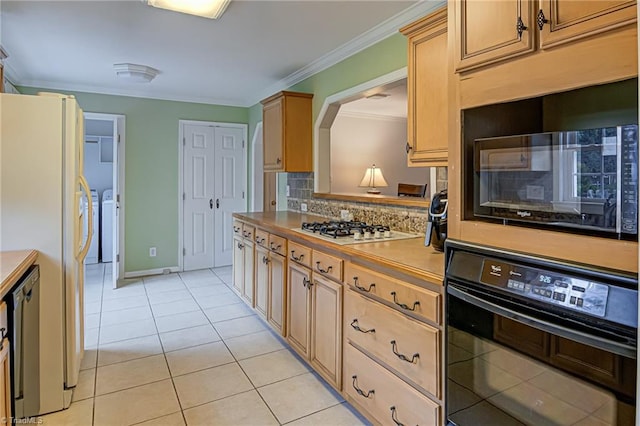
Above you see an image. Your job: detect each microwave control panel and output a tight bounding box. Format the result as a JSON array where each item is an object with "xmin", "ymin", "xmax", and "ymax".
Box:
[{"xmin": 480, "ymin": 260, "xmax": 609, "ymax": 317}]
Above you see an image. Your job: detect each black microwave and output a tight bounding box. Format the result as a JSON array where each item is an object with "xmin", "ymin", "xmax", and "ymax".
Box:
[{"xmin": 473, "ymin": 125, "xmax": 638, "ymax": 238}]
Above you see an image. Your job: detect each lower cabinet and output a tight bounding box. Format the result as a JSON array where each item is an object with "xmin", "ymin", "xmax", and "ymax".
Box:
[
  {"xmin": 267, "ymin": 252, "xmax": 286, "ymax": 336},
  {"xmin": 0, "ymin": 302, "xmax": 10, "ymax": 422},
  {"xmin": 287, "ymin": 259, "xmax": 343, "ymax": 390},
  {"xmin": 309, "ymin": 274, "xmax": 342, "ymax": 389},
  {"xmin": 254, "ymin": 245, "xmax": 269, "ymax": 319},
  {"xmin": 344, "ymin": 343, "xmax": 440, "ymax": 426},
  {"xmin": 287, "ymin": 262, "xmax": 311, "ymax": 357},
  {"xmin": 241, "ymin": 239, "xmax": 254, "ymax": 305},
  {"xmin": 232, "ymin": 222, "xmax": 255, "ymax": 304},
  {"xmin": 232, "ymin": 235, "xmax": 245, "ymax": 296}
]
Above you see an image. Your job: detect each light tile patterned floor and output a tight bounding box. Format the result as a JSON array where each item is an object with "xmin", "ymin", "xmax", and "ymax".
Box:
[{"xmin": 40, "ymin": 263, "xmax": 369, "ymax": 426}]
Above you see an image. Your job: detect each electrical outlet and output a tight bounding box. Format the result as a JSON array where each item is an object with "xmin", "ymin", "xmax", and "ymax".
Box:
[
  {"xmin": 149, "ymin": 247, "xmax": 157, "ymax": 257},
  {"xmin": 340, "ymin": 210, "xmax": 350, "ymax": 220},
  {"xmin": 286, "ymin": 185, "xmax": 290, "ymax": 197},
  {"xmin": 300, "ymin": 203, "xmax": 308, "ymax": 212}
]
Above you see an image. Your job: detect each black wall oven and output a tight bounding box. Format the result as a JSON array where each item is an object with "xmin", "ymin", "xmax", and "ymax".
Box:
[{"xmin": 445, "ymin": 240, "xmax": 637, "ymax": 425}]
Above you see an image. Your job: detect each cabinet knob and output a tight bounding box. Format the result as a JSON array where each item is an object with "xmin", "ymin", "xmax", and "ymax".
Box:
[
  {"xmin": 276, "ymin": 157, "xmax": 282, "ymax": 164},
  {"xmin": 537, "ymin": 9, "xmax": 548, "ymax": 30},
  {"xmin": 271, "ymin": 200, "xmax": 276, "ymax": 206},
  {"xmin": 516, "ymin": 16, "xmax": 528, "ymax": 38},
  {"xmin": 405, "ymin": 142, "xmax": 411, "ymax": 154}
]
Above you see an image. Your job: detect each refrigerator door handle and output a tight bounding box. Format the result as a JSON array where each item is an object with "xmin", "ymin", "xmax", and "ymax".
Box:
[{"xmin": 76, "ymin": 175, "xmax": 93, "ymax": 261}]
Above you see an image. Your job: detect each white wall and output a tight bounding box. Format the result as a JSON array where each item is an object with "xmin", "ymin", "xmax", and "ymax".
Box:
[{"xmin": 330, "ymin": 113, "xmax": 429, "ymax": 196}]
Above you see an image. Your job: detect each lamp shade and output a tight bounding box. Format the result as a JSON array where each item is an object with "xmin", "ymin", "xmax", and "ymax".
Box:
[{"xmin": 358, "ymin": 164, "xmax": 388, "ymax": 194}]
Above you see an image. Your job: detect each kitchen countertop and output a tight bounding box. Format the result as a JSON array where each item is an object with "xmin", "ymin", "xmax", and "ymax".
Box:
[
  {"xmin": 234, "ymin": 212, "xmax": 444, "ymax": 284},
  {"xmin": 0, "ymin": 250, "xmax": 38, "ymax": 298}
]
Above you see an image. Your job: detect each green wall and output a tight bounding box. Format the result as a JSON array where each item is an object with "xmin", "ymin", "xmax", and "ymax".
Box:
[
  {"xmin": 19, "ymin": 31, "xmax": 407, "ymax": 274},
  {"xmin": 19, "ymin": 87, "xmax": 247, "ymax": 273}
]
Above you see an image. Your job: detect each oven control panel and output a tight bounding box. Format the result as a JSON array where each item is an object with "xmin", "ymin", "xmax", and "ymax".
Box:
[{"xmin": 481, "ymin": 260, "xmax": 609, "ymax": 317}]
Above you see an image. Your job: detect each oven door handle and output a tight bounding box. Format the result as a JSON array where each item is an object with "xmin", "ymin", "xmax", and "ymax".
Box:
[{"xmin": 447, "ymin": 284, "xmax": 636, "ymax": 359}]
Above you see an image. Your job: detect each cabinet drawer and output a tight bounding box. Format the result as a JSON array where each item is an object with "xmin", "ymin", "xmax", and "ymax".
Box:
[
  {"xmin": 232, "ymin": 220, "xmax": 243, "ymax": 236},
  {"xmin": 344, "ymin": 343, "xmax": 440, "ymax": 426},
  {"xmin": 312, "ymin": 250, "xmax": 343, "ymax": 282},
  {"xmin": 345, "ymin": 263, "xmax": 441, "ymax": 325},
  {"xmin": 242, "ymin": 224, "xmax": 255, "ymax": 241},
  {"xmin": 268, "ymin": 234, "xmax": 287, "ymax": 257},
  {"xmin": 288, "ymin": 241, "xmax": 312, "ymax": 269},
  {"xmin": 254, "ymin": 229, "xmax": 269, "ymax": 248},
  {"xmin": 345, "ymin": 288, "xmax": 440, "ymax": 398}
]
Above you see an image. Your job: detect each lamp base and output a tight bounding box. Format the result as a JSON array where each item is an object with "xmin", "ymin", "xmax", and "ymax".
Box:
[{"xmin": 366, "ymin": 189, "xmax": 381, "ymax": 194}]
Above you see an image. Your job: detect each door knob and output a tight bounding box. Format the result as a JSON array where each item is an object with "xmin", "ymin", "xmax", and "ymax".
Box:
[
  {"xmin": 209, "ymin": 199, "xmax": 213, "ymax": 209},
  {"xmin": 216, "ymin": 199, "xmax": 220, "ymax": 209}
]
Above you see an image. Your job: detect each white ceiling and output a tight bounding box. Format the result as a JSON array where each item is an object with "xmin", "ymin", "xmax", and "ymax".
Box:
[{"xmin": 0, "ymin": 0, "xmax": 442, "ymax": 107}]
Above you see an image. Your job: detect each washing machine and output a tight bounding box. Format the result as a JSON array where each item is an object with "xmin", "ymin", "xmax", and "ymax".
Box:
[
  {"xmin": 102, "ymin": 189, "xmax": 113, "ymax": 263},
  {"xmin": 83, "ymin": 189, "xmax": 99, "ymax": 264}
]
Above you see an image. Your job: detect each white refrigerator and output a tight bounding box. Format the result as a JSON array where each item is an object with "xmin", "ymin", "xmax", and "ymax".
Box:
[{"xmin": 0, "ymin": 92, "xmax": 92, "ymax": 415}]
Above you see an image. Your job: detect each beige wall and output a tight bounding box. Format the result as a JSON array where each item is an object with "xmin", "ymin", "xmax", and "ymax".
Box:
[{"xmin": 330, "ymin": 113, "xmax": 429, "ymax": 196}]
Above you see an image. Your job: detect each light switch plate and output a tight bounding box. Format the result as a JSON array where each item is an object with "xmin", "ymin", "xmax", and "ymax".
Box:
[{"xmin": 300, "ymin": 203, "xmax": 308, "ymax": 212}]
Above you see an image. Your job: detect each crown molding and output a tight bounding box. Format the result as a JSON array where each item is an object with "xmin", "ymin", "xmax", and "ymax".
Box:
[
  {"xmin": 338, "ymin": 111, "xmax": 406, "ymax": 122},
  {"xmin": 252, "ymin": 0, "xmax": 445, "ymax": 105},
  {"xmin": 13, "ymin": 78, "xmax": 247, "ymax": 107}
]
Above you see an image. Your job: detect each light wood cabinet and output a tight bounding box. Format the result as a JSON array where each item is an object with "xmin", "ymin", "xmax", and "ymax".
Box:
[
  {"xmin": 254, "ymin": 245, "xmax": 269, "ymax": 319},
  {"xmin": 538, "ymin": 1, "xmax": 637, "ymax": 49},
  {"xmin": 287, "ymin": 244, "xmax": 344, "ymax": 390},
  {"xmin": 454, "ymin": 0, "xmax": 636, "ymax": 73},
  {"xmin": 287, "ymin": 261, "xmax": 311, "ymax": 357},
  {"xmin": 261, "ymin": 91, "xmax": 313, "ymax": 172},
  {"xmin": 263, "ymin": 172, "xmax": 277, "ymax": 212},
  {"xmin": 268, "ymin": 252, "xmax": 286, "ymax": 336},
  {"xmin": 344, "ymin": 343, "xmax": 440, "ymax": 426},
  {"xmin": 400, "ymin": 8, "xmax": 449, "ymax": 166},
  {"xmin": 310, "ymin": 274, "xmax": 342, "ymax": 389},
  {"xmin": 232, "ymin": 223, "xmax": 255, "ymax": 305},
  {"xmin": 0, "ymin": 338, "xmax": 10, "ymax": 423}
]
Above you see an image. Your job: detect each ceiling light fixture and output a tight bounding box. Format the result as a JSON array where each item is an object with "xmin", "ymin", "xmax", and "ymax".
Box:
[
  {"xmin": 113, "ymin": 63, "xmax": 159, "ymax": 83},
  {"xmin": 145, "ymin": 0, "xmax": 231, "ymax": 19},
  {"xmin": 366, "ymin": 93, "xmax": 390, "ymax": 100}
]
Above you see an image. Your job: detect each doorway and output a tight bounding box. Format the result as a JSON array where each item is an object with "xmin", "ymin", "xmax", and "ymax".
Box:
[
  {"xmin": 179, "ymin": 120, "xmax": 247, "ymax": 271},
  {"xmin": 83, "ymin": 112, "xmax": 125, "ymax": 289}
]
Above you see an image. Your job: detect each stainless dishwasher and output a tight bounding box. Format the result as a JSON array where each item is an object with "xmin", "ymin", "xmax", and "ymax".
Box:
[{"xmin": 10, "ymin": 265, "xmax": 40, "ymax": 418}]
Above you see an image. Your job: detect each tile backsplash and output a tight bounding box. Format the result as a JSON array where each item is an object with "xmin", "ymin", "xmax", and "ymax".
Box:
[{"xmin": 286, "ymin": 172, "xmax": 435, "ymax": 234}]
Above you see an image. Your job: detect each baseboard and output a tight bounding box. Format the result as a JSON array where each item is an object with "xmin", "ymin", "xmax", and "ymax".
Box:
[{"xmin": 124, "ymin": 266, "xmax": 180, "ymax": 279}]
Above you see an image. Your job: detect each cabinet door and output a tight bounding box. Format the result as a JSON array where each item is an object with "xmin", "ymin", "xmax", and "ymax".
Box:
[
  {"xmin": 232, "ymin": 236, "xmax": 244, "ymax": 295},
  {"xmin": 268, "ymin": 253, "xmax": 286, "ymax": 336},
  {"xmin": 287, "ymin": 262, "xmax": 311, "ymax": 357},
  {"xmin": 242, "ymin": 240, "xmax": 254, "ymax": 305},
  {"xmin": 255, "ymin": 245, "xmax": 269, "ymax": 319},
  {"xmin": 539, "ymin": 0, "xmax": 637, "ymax": 49},
  {"xmin": 0, "ymin": 339, "xmax": 10, "ymax": 422},
  {"xmin": 263, "ymin": 97, "xmax": 284, "ymax": 171},
  {"xmin": 403, "ymin": 8, "xmax": 449, "ymax": 166},
  {"xmin": 310, "ymin": 274, "xmax": 342, "ymax": 390},
  {"xmin": 454, "ymin": 0, "xmax": 536, "ymax": 72},
  {"xmin": 263, "ymin": 172, "xmax": 277, "ymax": 212}
]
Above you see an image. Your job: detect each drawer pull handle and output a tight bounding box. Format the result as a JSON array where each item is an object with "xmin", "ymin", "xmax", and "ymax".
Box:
[
  {"xmin": 350, "ymin": 319, "xmax": 375, "ymax": 334},
  {"xmin": 390, "ymin": 406, "xmax": 414, "ymax": 426},
  {"xmin": 291, "ymin": 251, "xmax": 304, "ymax": 262},
  {"xmin": 390, "ymin": 292, "xmax": 419, "ymax": 311},
  {"xmin": 351, "ymin": 375, "xmax": 374, "ymax": 398},
  {"xmin": 0, "ymin": 328, "xmax": 5, "ymax": 340},
  {"xmin": 353, "ymin": 277, "xmax": 375, "ymax": 293},
  {"xmin": 316, "ymin": 262, "xmax": 333, "ymax": 274},
  {"xmin": 256, "ymin": 237, "xmax": 265, "ymax": 244},
  {"xmin": 242, "ymin": 231, "xmax": 250, "ymax": 238},
  {"xmin": 262, "ymin": 256, "xmax": 269, "ymax": 265},
  {"xmin": 302, "ymin": 277, "xmax": 312, "ymax": 288},
  {"xmin": 270, "ymin": 243, "xmax": 282, "ymax": 252},
  {"xmin": 390, "ymin": 340, "xmax": 419, "ymax": 364},
  {"xmin": 233, "ymin": 226, "xmax": 241, "ymax": 233}
]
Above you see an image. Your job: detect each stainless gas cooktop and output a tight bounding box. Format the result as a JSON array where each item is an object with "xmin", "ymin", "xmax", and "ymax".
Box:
[{"xmin": 292, "ymin": 220, "xmax": 421, "ymax": 245}]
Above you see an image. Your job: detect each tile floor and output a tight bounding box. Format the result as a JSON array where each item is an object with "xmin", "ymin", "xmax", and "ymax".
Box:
[{"xmin": 40, "ymin": 263, "xmax": 369, "ymax": 426}]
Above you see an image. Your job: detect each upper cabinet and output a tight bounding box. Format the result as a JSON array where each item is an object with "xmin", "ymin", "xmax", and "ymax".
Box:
[
  {"xmin": 401, "ymin": 8, "xmax": 449, "ymax": 167},
  {"xmin": 454, "ymin": 0, "xmax": 637, "ymax": 73},
  {"xmin": 261, "ymin": 91, "xmax": 313, "ymax": 172}
]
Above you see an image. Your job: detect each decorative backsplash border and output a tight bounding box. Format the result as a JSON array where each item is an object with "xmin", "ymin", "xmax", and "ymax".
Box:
[{"xmin": 286, "ymin": 172, "xmax": 436, "ymax": 234}]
